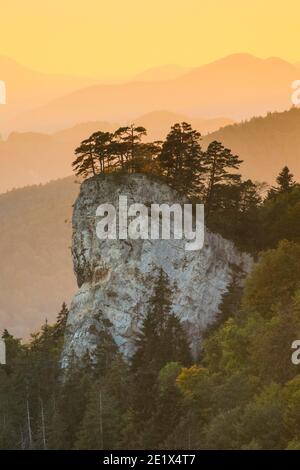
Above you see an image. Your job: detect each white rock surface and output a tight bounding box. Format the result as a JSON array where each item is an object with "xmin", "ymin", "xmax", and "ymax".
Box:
[{"xmin": 61, "ymin": 173, "xmax": 252, "ymax": 366}]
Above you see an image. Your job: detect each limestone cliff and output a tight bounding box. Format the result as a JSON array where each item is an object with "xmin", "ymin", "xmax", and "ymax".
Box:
[{"xmin": 61, "ymin": 173, "xmax": 252, "ymax": 366}]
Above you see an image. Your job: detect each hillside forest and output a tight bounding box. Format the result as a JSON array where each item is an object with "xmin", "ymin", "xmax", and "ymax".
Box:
[{"xmin": 1, "ymin": 122, "xmax": 300, "ymax": 449}]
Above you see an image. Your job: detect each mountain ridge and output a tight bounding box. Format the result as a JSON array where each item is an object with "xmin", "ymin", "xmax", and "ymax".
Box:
[{"xmin": 4, "ymin": 53, "xmax": 298, "ymax": 133}]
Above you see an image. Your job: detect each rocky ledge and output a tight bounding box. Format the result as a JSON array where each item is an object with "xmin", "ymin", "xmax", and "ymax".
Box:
[{"xmin": 61, "ymin": 173, "xmax": 252, "ymax": 366}]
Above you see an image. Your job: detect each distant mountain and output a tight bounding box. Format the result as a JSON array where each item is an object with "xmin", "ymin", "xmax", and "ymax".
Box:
[
  {"xmin": 54, "ymin": 121, "xmax": 117, "ymax": 147},
  {"xmin": 133, "ymin": 64, "xmax": 191, "ymax": 81},
  {"xmin": 0, "ymin": 113, "xmax": 230, "ymax": 193},
  {"xmin": 0, "ymin": 177, "xmax": 78, "ymax": 338},
  {"xmin": 135, "ymin": 111, "xmax": 234, "ymax": 140},
  {"xmin": 1, "ymin": 107, "xmax": 300, "ymax": 194},
  {"xmin": 0, "ymin": 56, "xmax": 95, "ymax": 135},
  {"xmin": 202, "ymin": 107, "xmax": 300, "ymax": 183},
  {"xmin": 0, "ymin": 120, "xmax": 118, "ymax": 193},
  {"xmin": 9, "ymin": 54, "xmax": 298, "ymax": 133},
  {"xmin": 0, "ymin": 131, "xmax": 66, "ymax": 192}
]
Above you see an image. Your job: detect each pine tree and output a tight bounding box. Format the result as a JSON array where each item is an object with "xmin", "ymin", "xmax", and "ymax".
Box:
[
  {"xmin": 72, "ymin": 137, "xmax": 98, "ymax": 177},
  {"xmin": 268, "ymin": 166, "xmax": 296, "ymax": 198},
  {"xmin": 47, "ymin": 404, "xmax": 69, "ymax": 449},
  {"xmin": 91, "ymin": 314, "xmax": 119, "ymax": 378},
  {"xmin": 203, "ymin": 140, "xmax": 243, "ymax": 216},
  {"xmin": 55, "ymin": 352, "xmax": 92, "ymax": 449},
  {"xmin": 113, "ymin": 125, "xmax": 147, "ymax": 171},
  {"xmin": 131, "ymin": 269, "xmax": 191, "ymax": 438},
  {"xmin": 145, "ymin": 362, "xmax": 183, "ymax": 448},
  {"xmin": 159, "ymin": 122, "xmax": 204, "ymax": 197},
  {"xmin": 53, "ymin": 302, "xmax": 69, "ymax": 340},
  {"xmin": 92, "ymin": 131, "xmax": 114, "ymax": 173},
  {"xmin": 73, "ymin": 132, "xmax": 115, "ymax": 177},
  {"xmin": 276, "ymin": 166, "xmax": 295, "ymax": 192},
  {"xmin": 131, "ymin": 268, "xmax": 173, "ymax": 373},
  {"xmin": 74, "ymin": 380, "xmax": 122, "ymax": 450},
  {"xmin": 132, "ymin": 268, "xmax": 191, "ymax": 372},
  {"xmin": 163, "ymin": 314, "xmax": 192, "ymax": 366},
  {"xmin": 237, "ymin": 179, "xmax": 262, "ymax": 212}
]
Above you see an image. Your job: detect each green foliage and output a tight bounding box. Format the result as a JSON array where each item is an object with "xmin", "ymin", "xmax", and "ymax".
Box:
[
  {"xmin": 158, "ymin": 122, "xmax": 204, "ymax": 197},
  {"xmin": 2, "ymin": 239, "xmax": 300, "ymax": 449},
  {"xmin": 132, "ymin": 269, "xmax": 191, "ymax": 375},
  {"xmin": 130, "ymin": 269, "xmax": 192, "ymax": 447},
  {"xmin": 268, "ymin": 166, "xmax": 295, "ymax": 199},
  {"xmin": 5, "ymin": 131, "xmax": 300, "ymax": 449},
  {"xmin": 72, "ymin": 124, "xmax": 161, "ymax": 177},
  {"xmin": 73, "ymin": 122, "xmax": 258, "ymax": 227},
  {"xmin": 257, "ymin": 184, "xmax": 300, "ymax": 250},
  {"xmin": 75, "ymin": 357, "xmax": 129, "ymax": 450},
  {"xmin": 203, "ymin": 140, "xmax": 242, "ymax": 215},
  {"xmin": 242, "ymin": 240, "xmax": 300, "ymax": 317}
]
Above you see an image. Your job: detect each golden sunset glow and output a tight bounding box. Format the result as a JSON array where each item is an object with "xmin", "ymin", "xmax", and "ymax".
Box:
[{"xmin": 1, "ymin": 0, "xmax": 300, "ymax": 78}]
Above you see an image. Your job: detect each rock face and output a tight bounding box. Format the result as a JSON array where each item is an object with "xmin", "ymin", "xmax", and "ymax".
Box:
[{"xmin": 61, "ymin": 173, "xmax": 252, "ymax": 366}]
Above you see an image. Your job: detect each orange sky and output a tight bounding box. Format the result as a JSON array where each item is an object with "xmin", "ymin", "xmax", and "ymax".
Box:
[{"xmin": 0, "ymin": 0, "xmax": 300, "ymax": 79}]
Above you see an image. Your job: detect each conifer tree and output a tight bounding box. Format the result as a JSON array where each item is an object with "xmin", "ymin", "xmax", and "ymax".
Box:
[
  {"xmin": 112, "ymin": 125, "xmax": 147, "ymax": 171},
  {"xmin": 268, "ymin": 166, "xmax": 296, "ymax": 199},
  {"xmin": 159, "ymin": 122, "xmax": 204, "ymax": 197},
  {"xmin": 74, "ymin": 379, "xmax": 123, "ymax": 450},
  {"xmin": 203, "ymin": 140, "xmax": 243, "ymax": 215},
  {"xmin": 131, "ymin": 269, "xmax": 191, "ymax": 433},
  {"xmin": 92, "ymin": 131, "xmax": 114, "ymax": 173},
  {"xmin": 92, "ymin": 315, "xmax": 119, "ymax": 378},
  {"xmin": 163, "ymin": 314, "xmax": 192, "ymax": 366},
  {"xmin": 53, "ymin": 302, "xmax": 69, "ymax": 340},
  {"xmin": 72, "ymin": 137, "xmax": 98, "ymax": 177},
  {"xmin": 131, "ymin": 268, "xmax": 173, "ymax": 373}
]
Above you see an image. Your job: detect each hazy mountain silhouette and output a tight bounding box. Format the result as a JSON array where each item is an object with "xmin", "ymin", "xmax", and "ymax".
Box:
[
  {"xmin": 8, "ymin": 54, "xmax": 298, "ymax": 133},
  {"xmin": 135, "ymin": 110, "xmax": 234, "ymax": 140},
  {"xmin": 203, "ymin": 107, "xmax": 300, "ymax": 183},
  {"xmin": 0, "ymin": 113, "xmax": 231, "ymax": 193},
  {"xmin": 0, "ymin": 177, "xmax": 78, "ymax": 338},
  {"xmin": 1, "ymin": 107, "xmax": 300, "ymax": 193},
  {"xmin": 133, "ymin": 64, "xmax": 191, "ymax": 81},
  {"xmin": 0, "ymin": 56, "xmax": 96, "ymax": 134}
]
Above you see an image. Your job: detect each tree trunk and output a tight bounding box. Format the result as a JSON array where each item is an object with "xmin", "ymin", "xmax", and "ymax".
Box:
[
  {"xmin": 26, "ymin": 398, "xmax": 33, "ymax": 449},
  {"xmin": 40, "ymin": 397, "xmax": 47, "ymax": 450},
  {"xmin": 99, "ymin": 389, "xmax": 104, "ymax": 450}
]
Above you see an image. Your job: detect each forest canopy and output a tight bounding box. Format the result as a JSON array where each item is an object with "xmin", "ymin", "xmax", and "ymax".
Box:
[{"xmin": 0, "ymin": 122, "xmax": 299, "ymax": 450}]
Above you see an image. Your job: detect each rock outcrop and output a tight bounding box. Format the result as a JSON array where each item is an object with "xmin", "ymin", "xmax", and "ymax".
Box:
[{"xmin": 61, "ymin": 173, "xmax": 252, "ymax": 366}]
